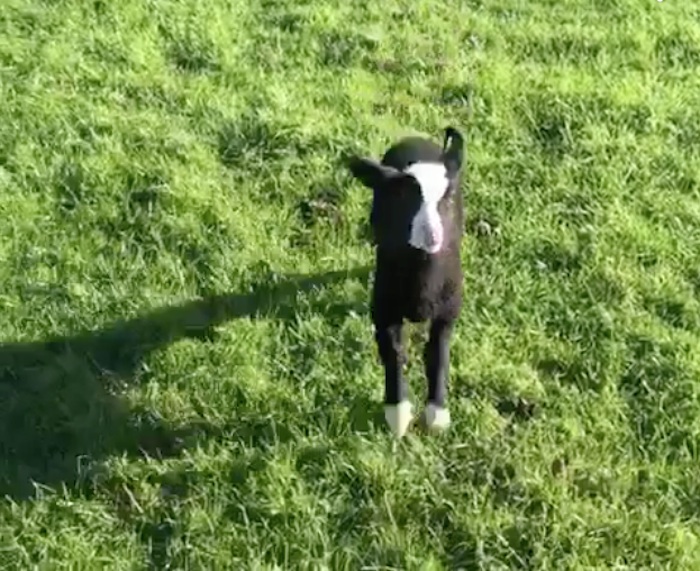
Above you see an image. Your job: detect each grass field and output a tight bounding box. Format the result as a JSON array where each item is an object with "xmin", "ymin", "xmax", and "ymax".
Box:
[{"xmin": 2, "ymin": 0, "xmax": 700, "ymax": 568}]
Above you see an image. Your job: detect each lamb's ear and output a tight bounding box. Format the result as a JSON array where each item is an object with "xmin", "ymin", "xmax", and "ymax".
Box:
[
  {"xmin": 442, "ymin": 126, "xmax": 465, "ymax": 174},
  {"xmin": 347, "ymin": 156, "xmax": 403, "ymax": 190}
]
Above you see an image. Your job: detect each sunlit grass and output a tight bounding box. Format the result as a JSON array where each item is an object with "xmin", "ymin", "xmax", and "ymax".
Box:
[{"xmin": 1, "ymin": 0, "xmax": 700, "ymax": 568}]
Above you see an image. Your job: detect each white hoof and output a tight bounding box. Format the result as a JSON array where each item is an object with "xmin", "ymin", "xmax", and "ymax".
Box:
[
  {"xmin": 384, "ymin": 401, "xmax": 413, "ymax": 438},
  {"xmin": 423, "ymin": 403, "xmax": 451, "ymax": 432}
]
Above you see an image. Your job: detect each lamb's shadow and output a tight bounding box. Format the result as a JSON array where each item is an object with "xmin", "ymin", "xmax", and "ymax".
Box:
[{"xmin": 0, "ymin": 267, "xmax": 371, "ymax": 501}]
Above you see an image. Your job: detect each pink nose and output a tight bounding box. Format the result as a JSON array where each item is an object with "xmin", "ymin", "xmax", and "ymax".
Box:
[{"xmin": 425, "ymin": 225, "xmax": 443, "ymax": 251}]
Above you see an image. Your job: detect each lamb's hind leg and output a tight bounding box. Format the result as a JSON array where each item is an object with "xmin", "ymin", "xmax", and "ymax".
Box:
[
  {"xmin": 423, "ymin": 317, "xmax": 454, "ymax": 431},
  {"xmin": 375, "ymin": 322, "xmax": 412, "ymax": 437}
]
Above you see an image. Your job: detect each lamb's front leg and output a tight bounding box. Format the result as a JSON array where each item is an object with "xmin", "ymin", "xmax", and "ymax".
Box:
[
  {"xmin": 375, "ymin": 322, "xmax": 412, "ymax": 437},
  {"xmin": 423, "ymin": 317, "xmax": 454, "ymax": 431}
]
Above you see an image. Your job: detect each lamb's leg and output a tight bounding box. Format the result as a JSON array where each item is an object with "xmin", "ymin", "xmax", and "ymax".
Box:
[
  {"xmin": 423, "ymin": 317, "xmax": 454, "ymax": 431},
  {"xmin": 375, "ymin": 322, "xmax": 412, "ymax": 437}
]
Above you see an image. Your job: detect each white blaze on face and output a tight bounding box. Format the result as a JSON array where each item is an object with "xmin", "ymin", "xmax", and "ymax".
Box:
[{"xmin": 404, "ymin": 162, "xmax": 449, "ymax": 254}]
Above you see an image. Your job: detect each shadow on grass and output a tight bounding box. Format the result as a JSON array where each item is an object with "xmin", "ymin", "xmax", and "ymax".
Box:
[{"xmin": 0, "ymin": 266, "xmax": 371, "ymax": 501}]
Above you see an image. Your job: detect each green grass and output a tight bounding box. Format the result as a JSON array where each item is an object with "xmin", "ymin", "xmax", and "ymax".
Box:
[{"xmin": 2, "ymin": 0, "xmax": 700, "ymax": 568}]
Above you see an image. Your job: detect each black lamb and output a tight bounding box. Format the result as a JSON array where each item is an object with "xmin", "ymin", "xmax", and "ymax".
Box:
[{"xmin": 347, "ymin": 126, "xmax": 465, "ymax": 437}]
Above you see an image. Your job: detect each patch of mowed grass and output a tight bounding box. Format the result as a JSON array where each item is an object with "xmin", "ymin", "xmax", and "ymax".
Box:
[{"xmin": 2, "ymin": 0, "xmax": 700, "ymax": 567}]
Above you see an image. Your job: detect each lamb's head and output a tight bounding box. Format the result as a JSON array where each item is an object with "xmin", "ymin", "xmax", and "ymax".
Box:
[{"xmin": 347, "ymin": 127, "xmax": 464, "ymax": 255}]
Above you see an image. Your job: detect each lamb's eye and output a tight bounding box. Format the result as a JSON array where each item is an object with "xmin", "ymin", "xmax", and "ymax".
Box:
[{"xmin": 406, "ymin": 183, "xmax": 423, "ymax": 205}]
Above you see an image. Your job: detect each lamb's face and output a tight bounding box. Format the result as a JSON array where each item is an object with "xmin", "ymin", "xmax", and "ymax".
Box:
[
  {"xmin": 350, "ymin": 161, "xmax": 452, "ymax": 254},
  {"xmin": 347, "ymin": 127, "xmax": 464, "ymax": 255},
  {"xmin": 366, "ymin": 171, "xmax": 424, "ymax": 252},
  {"xmin": 403, "ymin": 162, "xmax": 450, "ymax": 254}
]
